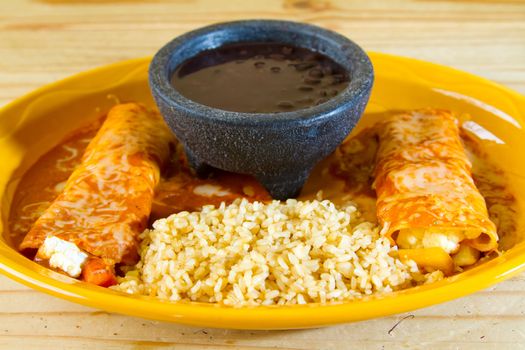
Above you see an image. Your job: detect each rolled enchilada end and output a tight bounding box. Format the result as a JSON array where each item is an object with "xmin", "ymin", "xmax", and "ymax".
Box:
[
  {"xmin": 18, "ymin": 103, "xmax": 174, "ymax": 285},
  {"xmin": 375, "ymin": 109, "xmax": 499, "ymax": 274}
]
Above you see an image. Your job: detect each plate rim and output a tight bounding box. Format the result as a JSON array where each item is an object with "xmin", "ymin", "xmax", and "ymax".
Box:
[{"xmin": 1, "ymin": 53, "xmax": 525, "ymax": 329}]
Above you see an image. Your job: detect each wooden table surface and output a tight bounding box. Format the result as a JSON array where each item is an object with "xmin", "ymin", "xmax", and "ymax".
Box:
[{"xmin": 1, "ymin": 0, "xmax": 525, "ymax": 349}]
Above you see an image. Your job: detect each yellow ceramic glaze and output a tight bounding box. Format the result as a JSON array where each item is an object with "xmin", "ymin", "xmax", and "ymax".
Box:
[{"xmin": 0, "ymin": 53, "xmax": 524, "ymax": 329}]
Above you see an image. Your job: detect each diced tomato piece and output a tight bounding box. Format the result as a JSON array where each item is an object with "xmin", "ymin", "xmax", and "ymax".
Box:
[{"xmin": 81, "ymin": 257, "xmax": 117, "ymax": 287}]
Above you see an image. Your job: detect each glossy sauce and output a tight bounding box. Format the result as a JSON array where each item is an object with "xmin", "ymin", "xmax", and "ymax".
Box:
[
  {"xmin": 7, "ymin": 124, "xmax": 99, "ymax": 248},
  {"xmin": 7, "ymin": 115, "xmax": 517, "ymax": 255},
  {"xmin": 329, "ymin": 126, "xmax": 518, "ymax": 252},
  {"xmin": 7, "ymin": 123, "xmax": 270, "ymax": 248},
  {"xmin": 171, "ymin": 42, "xmax": 350, "ymax": 113}
]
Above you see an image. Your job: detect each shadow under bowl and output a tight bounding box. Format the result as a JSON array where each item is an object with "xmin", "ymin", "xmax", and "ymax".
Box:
[{"xmin": 149, "ymin": 20, "xmax": 374, "ymax": 199}]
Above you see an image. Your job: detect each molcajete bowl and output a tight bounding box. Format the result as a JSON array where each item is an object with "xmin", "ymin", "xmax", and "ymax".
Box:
[{"xmin": 149, "ymin": 20, "xmax": 374, "ymax": 199}]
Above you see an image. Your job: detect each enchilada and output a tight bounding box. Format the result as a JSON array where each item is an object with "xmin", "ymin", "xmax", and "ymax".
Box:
[
  {"xmin": 373, "ymin": 109, "xmax": 498, "ymax": 273},
  {"xmin": 19, "ymin": 103, "xmax": 174, "ymax": 285}
]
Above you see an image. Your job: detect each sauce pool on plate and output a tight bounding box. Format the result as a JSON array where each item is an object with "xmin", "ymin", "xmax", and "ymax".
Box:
[
  {"xmin": 8, "ymin": 112, "xmax": 517, "ymax": 255},
  {"xmin": 171, "ymin": 42, "xmax": 350, "ymax": 113}
]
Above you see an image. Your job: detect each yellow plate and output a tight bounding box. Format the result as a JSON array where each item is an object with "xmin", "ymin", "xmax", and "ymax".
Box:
[{"xmin": 0, "ymin": 53, "xmax": 524, "ymax": 329}]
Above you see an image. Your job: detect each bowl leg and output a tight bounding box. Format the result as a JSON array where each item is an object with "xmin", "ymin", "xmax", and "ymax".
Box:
[
  {"xmin": 257, "ymin": 168, "xmax": 312, "ymax": 200},
  {"xmin": 184, "ymin": 147, "xmax": 212, "ymax": 178}
]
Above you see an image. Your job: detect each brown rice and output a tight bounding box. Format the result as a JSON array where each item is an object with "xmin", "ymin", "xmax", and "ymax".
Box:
[{"xmin": 114, "ymin": 198, "xmax": 442, "ymax": 306}]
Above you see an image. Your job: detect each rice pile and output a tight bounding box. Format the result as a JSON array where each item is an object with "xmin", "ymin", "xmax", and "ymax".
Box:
[{"xmin": 114, "ymin": 198, "xmax": 442, "ymax": 306}]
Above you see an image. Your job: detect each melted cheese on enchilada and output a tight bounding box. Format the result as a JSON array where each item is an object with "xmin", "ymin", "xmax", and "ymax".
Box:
[
  {"xmin": 19, "ymin": 103, "xmax": 174, "ymax": 267},
  {"xmin": 7, "ymin": 106, "xmax": 516, "ymax": 282},
  {"xmin": 374, "ymin": 109, "xmax": 498, "ymax": 272}
]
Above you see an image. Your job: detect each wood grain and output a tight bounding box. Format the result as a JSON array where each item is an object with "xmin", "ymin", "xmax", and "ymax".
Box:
[{"xmin": 1, "ymin": 0, "xmax": 525, "ymax": 349}]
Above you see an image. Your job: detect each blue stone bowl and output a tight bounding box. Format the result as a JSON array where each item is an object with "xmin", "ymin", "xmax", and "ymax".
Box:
[{"xmin": 149, "ymin": 20, "xmax": 373, "ymax": 199}]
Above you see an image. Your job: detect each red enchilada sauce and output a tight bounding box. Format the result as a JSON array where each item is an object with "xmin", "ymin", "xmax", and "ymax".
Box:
[
  {"xmin": 329, "ymin": 126, "xmax": 518, "ymax": 251},
  {"xmin": 7, "ymin": 114, "xmax": 517, "ymax": 262},
  {"xmin": 7, "ymin": 121, "xmax": 270, "ymax": 248},
  {"xmin": 171, "ymin": 42, "xmax": 350, "ymax": 113}
]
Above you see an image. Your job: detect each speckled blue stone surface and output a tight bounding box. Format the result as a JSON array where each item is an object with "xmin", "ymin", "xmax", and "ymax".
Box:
[{"xmin": 149, "ymin": 20, "xmax": 373, "ymax": 199}]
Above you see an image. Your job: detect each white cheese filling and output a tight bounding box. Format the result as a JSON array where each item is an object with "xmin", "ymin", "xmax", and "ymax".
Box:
[
  {"xmin": 39, "ymin": 236, "xmax": 88, "ymax": 277},
  {"xmin": 193, "ymin": 184, "xmax": 231, "ymax": 197},
  {"xmin": 397, "ymin": 229, "xmax": 464, "ymax": 254}
]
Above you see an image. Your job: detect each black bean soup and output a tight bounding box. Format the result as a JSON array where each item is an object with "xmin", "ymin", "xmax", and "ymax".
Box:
[{"xmin": 171, "ymin": 42, "xmax": 350, "ymax": 113}]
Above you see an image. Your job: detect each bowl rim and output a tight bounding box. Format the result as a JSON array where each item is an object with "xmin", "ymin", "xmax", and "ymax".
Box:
[{"xmin": 148, "ymin": 19, "xmax": 374, "ymax": 126}]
